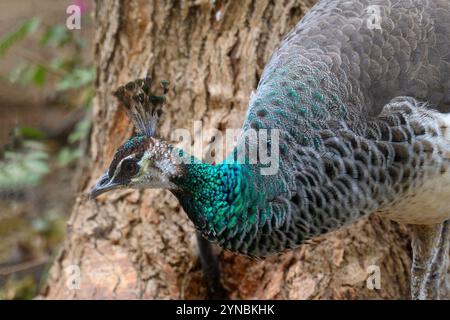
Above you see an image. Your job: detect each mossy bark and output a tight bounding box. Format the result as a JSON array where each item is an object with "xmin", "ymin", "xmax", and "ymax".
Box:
[{"xmin": 43, "ymin": 0, "xmax": 413, "ymax": 299}]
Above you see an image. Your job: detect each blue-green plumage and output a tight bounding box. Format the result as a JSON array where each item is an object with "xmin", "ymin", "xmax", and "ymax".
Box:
[{"xmin": 173, "ymin": 163, "xmax": 255, "ymax": 244}]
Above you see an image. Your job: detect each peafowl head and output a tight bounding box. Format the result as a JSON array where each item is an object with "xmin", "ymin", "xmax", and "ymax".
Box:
[
  {"xmin": 90, "ymin": 77, "xmax": 183, "ymax": 199},
  {"xmin": 90, "ymin": 77, "xmax": 263, "ymax": 251}
]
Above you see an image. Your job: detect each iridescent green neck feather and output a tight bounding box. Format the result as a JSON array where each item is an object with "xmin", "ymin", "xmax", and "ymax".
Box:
[{"xmin": 172, "ymin": 162, "xmax": 259, "ymax": 245}]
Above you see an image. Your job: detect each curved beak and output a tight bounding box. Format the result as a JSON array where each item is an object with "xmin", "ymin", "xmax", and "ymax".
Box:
[{"xmin": 89, "ymin": 171, "xmax": 121, "ymax": 199}]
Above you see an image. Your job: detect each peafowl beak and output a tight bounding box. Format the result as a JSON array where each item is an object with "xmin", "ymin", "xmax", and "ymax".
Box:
[{"xmin": 89, "ymin": 171, "xmax": 122, "ymax": 199}]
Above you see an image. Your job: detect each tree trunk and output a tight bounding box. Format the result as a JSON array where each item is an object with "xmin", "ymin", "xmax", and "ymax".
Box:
[{"xmin": 42, "ymin": 0, "xmax": 413, "ymax": 299}]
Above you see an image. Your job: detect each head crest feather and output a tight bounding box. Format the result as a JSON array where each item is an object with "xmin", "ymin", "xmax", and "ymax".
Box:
[{"xmin": 113, "ymin": 77, "xmax": 169, "ymax": 137}]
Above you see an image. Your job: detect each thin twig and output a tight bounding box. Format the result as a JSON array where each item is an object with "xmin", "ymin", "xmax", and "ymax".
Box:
[{"xmin": 0, "ymin": 256, "xmax": 49, "ymax": 276}]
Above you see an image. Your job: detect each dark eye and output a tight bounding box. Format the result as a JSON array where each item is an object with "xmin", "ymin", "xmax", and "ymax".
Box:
[{"xmin": 121, "ymin": 159, "xmax": 139, "ymax": 176}]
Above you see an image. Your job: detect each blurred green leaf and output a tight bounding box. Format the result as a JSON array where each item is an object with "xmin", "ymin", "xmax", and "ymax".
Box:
[
  {"xmin": 49, "ymin": 57, "xmax": 73, "ymax": 72},
  {"xmin": 57, "ymin": 147, "xmax": 81, "ymax": 166},
  {"xmin": 75, "ymin": 36, "xmax": 87, "ymax": 49},
  {"xmin": 8, "ymin": 63, "xmax": 47, "ymax": 87},
  {"xmin": 0, "ymin": 17, "xmax": 41, "ymax": 56},
  {"xmin": 18, "ymin": 65, "xmax": 36, "ymax": 86},
  {"xmin": 68, "ymin": 118, "xmax": 90, "ymax": 144},
  {"xmin": 0, "ymin": 141, "xmax": 49, "ymax": 190},
  {"xmin": 31, "ymin": 217, "xmax": 51, "ymax": 234},
  {"xmin": 30, "ymin": 210, "xmax": 65, "ymax": 241},
  {"xmin": 32, "ymin": 64, "xmax": 46, "ymax": 87},
  {"xmin": 57, "ymin": 67, "xmax": 95, "ymax": 90},
  {"xmin": 80, "ymin": 87, "xmax": 95, "ymax": 107},
  {"xmin": 39, "ymin": 25, "xmax": 71, "ymax": 47},
  {"xmin": 19, "ymin": 127, "xmax": 45, "ymax": 139},
  {"xmin": 7, "ymin": 61, "xmax": 29, "ymax": 84},
  {"xmin": 49, "ymin": 57, "xmax": 63, "ymax": 70}
]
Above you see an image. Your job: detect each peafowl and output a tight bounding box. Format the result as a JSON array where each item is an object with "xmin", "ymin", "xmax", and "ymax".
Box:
[{"xmin": 90, "ymin": 0, "xmax": 450, "ymax": 299}]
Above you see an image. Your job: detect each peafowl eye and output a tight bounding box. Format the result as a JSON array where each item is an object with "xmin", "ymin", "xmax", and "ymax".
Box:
[{"xmin": 121, "ymin": 159, "xmax": 139, "ymax": 176}]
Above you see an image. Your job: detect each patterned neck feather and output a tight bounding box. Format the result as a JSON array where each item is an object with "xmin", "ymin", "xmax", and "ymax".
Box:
[{"xmin": 171, "ymin": 162, "xmax": 261, "ymax": 251}]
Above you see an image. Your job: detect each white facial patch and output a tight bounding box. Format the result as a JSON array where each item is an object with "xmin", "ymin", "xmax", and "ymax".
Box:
[
  {"xmin": 134, "ymin": 151, "xmax": 178, "ymax": 190},
  {"xmin": 155, "ymin": 158, "xmax": 176, "ymax": 175}
]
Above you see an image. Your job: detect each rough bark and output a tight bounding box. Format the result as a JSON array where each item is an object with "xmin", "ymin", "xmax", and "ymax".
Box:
[{"xmin": 43, "ymin": 0, "xmax": 414, "ymax": 299}]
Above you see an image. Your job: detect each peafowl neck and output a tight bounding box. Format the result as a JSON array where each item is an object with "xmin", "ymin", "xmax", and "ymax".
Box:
[{"xmin": 171, "ymin": 160, "xmax": 261, "ymax": 242}]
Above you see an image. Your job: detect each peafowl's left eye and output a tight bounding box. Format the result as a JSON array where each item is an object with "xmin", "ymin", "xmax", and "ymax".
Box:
[{"xmin": 121, "ymin": 159, "xmax": 139, "ymax": 176}]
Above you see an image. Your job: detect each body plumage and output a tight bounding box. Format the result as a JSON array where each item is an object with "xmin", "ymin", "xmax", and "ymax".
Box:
[
  {"xmin": 91, "ymin": 0, "xmax": 450, "ymax": 299},
  {"xmin": 176, "ymin": 0, "xmax": 450, "ymax": 255}
]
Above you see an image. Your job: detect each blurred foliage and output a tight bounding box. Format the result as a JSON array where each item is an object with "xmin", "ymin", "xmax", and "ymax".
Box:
[
  {"xmin": 0, "ymin": 16, "xmax": 94, "ymax": 188},
  {"xmin": 0, "ymin": 207, "xmax": 66, "ymax": 299},
  {"xmin": 0, "ymin": 9, "xmax": 93, "ymax": 300},
  {"xmin": 1, "ymin": 17, "xmax": 95, "ymax": 90},
  {"xmin": 0, "ymin": 17, "xmax": 41, "ymax": 56},
  {"xmin": 0, "ymin": 276, "xmax": 37, "ymax": 300},
  {"xmin": 0, "ymin": 126, "xmax": 50, "ymax": 189},
  {"xmin": 0, "ymin": 139, "xmax": 49, "ymax": 190}
]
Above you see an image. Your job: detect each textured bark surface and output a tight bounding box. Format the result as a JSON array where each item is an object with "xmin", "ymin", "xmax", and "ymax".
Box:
[{"xmin": 43, "ymin": 0, "xmax": 414, "ymax": 299}]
